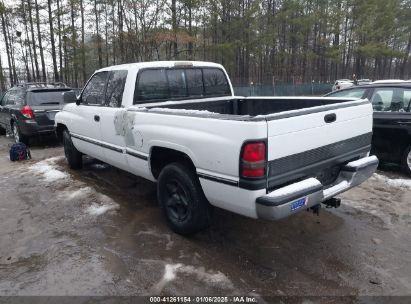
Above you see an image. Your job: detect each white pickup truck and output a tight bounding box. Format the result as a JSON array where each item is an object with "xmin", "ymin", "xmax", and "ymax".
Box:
[{"xmin": 56, "ymin": 61, "xmax": 378, "ymax": 235}]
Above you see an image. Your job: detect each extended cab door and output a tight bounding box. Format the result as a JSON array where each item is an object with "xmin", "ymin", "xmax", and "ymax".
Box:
[
  {"xmin": 371, "ymin": 87, "xmax": 411, "ymax": 162},
  {"xmin": 98, "ymin": 70, "xmax": 130, "ymax": 171},
  {"xmin": 69, "ymin": 71, "xmax": 108, "ymax": 159}
]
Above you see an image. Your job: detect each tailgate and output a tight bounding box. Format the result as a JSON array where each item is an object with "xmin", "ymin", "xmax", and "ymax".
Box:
[{"xmin": 266, "ymin": 99, "xmax": 373, "ymax": 189}]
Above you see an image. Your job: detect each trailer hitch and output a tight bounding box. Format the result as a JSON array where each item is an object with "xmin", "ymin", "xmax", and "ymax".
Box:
[
  {"xmin": 322, "ymin": 197, "xmax": 341, "ymax": 208},
  {"xmin": 308, "ymin": 204, "xmax": 321, "ymax": 216}
]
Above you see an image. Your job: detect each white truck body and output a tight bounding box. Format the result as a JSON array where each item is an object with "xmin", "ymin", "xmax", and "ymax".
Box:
[{"xmin": 56, "ymin": 61, "xmax": 378, "ymax": 232}]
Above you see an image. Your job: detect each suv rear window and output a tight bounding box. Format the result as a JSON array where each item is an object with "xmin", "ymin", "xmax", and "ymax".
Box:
[
  {"xmin": 26, "ymin": 89, "xmax": 72, "ymax": 106},
  {"xmin": 134, "ymin": 67, "xmax": 231, "ymax": 103}
]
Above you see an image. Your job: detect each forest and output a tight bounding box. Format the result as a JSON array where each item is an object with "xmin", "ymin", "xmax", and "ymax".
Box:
[{"xmin": 0, "ymin": 0, "xmax": 411, "ymax": 90}]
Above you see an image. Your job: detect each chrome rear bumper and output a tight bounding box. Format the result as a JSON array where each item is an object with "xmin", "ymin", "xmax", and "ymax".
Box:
[{"xmin": 256, "ymin": 155, "xmax": 378, "ymax": 220}]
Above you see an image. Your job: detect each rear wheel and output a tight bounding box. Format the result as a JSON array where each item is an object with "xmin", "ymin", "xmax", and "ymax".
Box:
[
  {"xmin": 63, "ymin": 129, "xmax": 83, "ymax": 169},
  {"xmin": 157, "ymin": 162, "xmax": 211, "ymax": 235},
  {"xmin": 12, "ymin": 121, "xmax": 29, "ymax": 145},
  {"xmin": 402, "ymin": 146, "xmax": 411, "ymax": 176}
]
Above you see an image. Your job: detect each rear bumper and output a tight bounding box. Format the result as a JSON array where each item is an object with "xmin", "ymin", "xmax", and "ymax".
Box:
[
  {"xmin": 18, "ymin": 120, "xmax": 56, "ymax": 136},
  {"xmin": 256, "ymin": 155, "xmax": 378, "ymax": 220}
]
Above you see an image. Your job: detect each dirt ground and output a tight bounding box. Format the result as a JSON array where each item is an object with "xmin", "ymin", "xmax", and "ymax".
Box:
[{"xmin": 0, "ymin": 134, "xmax": 410, "ymax": 301}]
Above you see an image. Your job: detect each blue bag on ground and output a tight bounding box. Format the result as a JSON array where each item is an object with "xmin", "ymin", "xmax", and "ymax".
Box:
[{"xmin": 9, "ymin": 143, "xmax": 31, "ymax": 162}]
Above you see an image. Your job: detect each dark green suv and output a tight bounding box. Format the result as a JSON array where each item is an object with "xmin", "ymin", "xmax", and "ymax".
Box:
[{"xmin": 0, "ymin": 83, "xmax": 73, "ymax": 144}]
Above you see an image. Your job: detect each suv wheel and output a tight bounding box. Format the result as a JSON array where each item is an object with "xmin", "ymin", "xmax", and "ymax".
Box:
[
  {"xmin": 402, "ymin": 146, "xmax": 411, "ymax": 176},
  {"xmin": 63, "ymin": 129, "xmax": 83, "ymax": 169},
  {"xmin": 157, "ymin": 162, "xmax": 212, "ymax": 235},
  {"xmin": 12, "ymin": 122, "xmax": 28, "ymax": 145}
]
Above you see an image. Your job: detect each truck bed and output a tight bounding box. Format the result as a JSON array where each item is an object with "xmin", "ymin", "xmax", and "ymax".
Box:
[
  {"xmin": 138, "ymin": 96, "xmax": 372, "ymax": 191},
  {"xmin": 144, "ymin": 97, "xmax": 360, "ymax": 119}
]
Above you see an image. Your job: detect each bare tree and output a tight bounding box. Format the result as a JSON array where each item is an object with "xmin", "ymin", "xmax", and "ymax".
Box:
[{"xmin": 47, "ymin": 0, "xmax": 59, "ymax": 81}]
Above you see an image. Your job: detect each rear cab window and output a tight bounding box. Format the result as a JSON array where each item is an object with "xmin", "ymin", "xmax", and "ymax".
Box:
[{"xmin": 134, "ymin": 67, "xmax": 231, "ymax": 104}]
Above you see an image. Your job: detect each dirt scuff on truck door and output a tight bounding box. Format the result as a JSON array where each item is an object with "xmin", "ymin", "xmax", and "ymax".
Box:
[{"xmin": 114, "ymin": 109, "xmax": 137, "ymax": 147}]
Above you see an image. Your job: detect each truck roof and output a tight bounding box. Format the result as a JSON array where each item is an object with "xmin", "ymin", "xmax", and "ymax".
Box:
[{"xmin": 95, "ymin": 61, "xmax": 224, "ymax": 73}]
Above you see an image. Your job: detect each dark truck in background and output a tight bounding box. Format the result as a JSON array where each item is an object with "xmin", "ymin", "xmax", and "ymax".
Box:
[
  {"xmin": 0, "ymin": 83, "xmax": 73, "ymax": 144},
  {"xmin": 325, "ymin": 83, "xmax": 411, "ymax": 175}
]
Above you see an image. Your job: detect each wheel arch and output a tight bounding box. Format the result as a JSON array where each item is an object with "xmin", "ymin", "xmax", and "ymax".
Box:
[
  {"xmin": 149, "ymin": 146, "xmax": 197, "ymax": 179},
  {"xmin": 56, "ymin": 123, "xmax": 68, "ymax": 143}
]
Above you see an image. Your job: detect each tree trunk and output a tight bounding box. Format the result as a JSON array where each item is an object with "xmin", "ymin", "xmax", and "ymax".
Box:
[
  {"xmin": 1, "ymin": 11, "xmax": 14, "ymax": 86},
  {"xmin": 187, "ymin": 0, "xmax": 193, "ymax": 59},
  {"xmin": 95, "ymin": 0, "xmax": 103, "ymax": 68},
  {"xmin": 70, "ymin": 0, "xmax": 78, "ymax": 87},
  {"xmin": 0, "ymin": 55, "xmax": 5, "ymax": 91},
  {"xmin": 27, "ymin": 0, "xmax": 40, "ymax": 81},
  {"xmin": 21, "ymin": 0, "xmax": 35, "ymax": 81},
  {"xmin": 171, "ymin": 0, "xmax": 178, "ymax": 58},
  {"xmin": 56, "ymin": 0, "xmax": 63, "ymax": 80},
  {"xmin": 34, "ymin": 0, "xmax": 47, "ymax": 81},
  {"xmin": 47, "ymin": 0, "xmax": 59, "ymax": 82},
  {"xmin": 118, "ymin": 0, "xmax": 124, "ymax": 62},
  {"xmin": 80, "ymin": 0, "xmax": 86, "ymax": 84}
]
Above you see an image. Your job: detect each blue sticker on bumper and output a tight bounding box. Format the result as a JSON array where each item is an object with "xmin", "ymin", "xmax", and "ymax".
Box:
[{"xmin": 290, "ymin": 197, "xmax": 308, "ymax": 211}]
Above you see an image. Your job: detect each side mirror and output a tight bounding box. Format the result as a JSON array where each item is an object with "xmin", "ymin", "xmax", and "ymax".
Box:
[{"xmin": 63, "ymin": 91, "xmax": 78, "ymax": 104}]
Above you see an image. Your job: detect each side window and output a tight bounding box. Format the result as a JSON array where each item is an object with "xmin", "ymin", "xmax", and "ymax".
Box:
[
  {"xmin": 135, "ymin": 69, "xmax": 168, "ymax": 102},
  {"xmin": 402, "ymin": 90, "xmax": 411, "ymax": 112},
  {"xmin": 81, "ymin": 72, "xmax": 108, "ymax": 105},
  {"xmin": 371, "ymin": 88, "xmax": 408, "ymax": 112},
  {"xmin": 14, "ymin": 90, "xmax": 25, "ymax": 106},
  {"xmin": 1, "ymin": 92, "xmax": 10, "ymax": 106},
  {"xmin": 167, "ymin": 69, "xmax": 186, "ymax": 98},
  {"xmin": 186, "ymin": 69, "xmax": 203, "ymax": 96},
  {"xmin": 202, "ymin": 68, "xmax": 231, "ymax": 96},
  {"xmin": 105, "ymin": 70, "xmax": 128, "ymax": 107},
  {"xmin": 5, "ymin": 91, "xmax": 16, "ymax": 106}
]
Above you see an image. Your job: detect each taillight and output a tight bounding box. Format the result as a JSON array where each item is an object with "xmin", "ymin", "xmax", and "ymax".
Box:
[
  {"xmin": 20, "ymin": 105, "xmax": 35, "ymax": 119},
  {"xmin": 240, "ymin": 142, "xmax": 266, "ymax": 178}
]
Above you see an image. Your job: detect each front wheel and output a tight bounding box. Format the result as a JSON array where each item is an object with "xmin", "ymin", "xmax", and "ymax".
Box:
[
  {"xmin": 402, "ymin": 146, "xmax": 411, "ymax": 176},
  {"xmin": 63, "ymin": 129, "xmax": 83, "ymax": 169},
  {"xmin": 157, "ymin": 162, "xmax": 212, "ymax": 235}
]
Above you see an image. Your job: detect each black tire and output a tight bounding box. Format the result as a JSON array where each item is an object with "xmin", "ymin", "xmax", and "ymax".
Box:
[
  {"xmin": 157, "ymin": 162, "xmax": 211, "ymax": 235},
  {"xmin": 63, "ymin": 129, "xmax": 83, "ymax": 169},
  {"xmin": 402, "ymin": 145, "xmax": 411, "ymax": 176},
  {"xmin": 11, "ymin": 121, "xmax": 29, "ymax": 145}
]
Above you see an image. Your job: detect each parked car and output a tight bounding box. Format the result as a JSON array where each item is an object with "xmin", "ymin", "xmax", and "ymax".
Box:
[
  {"xmin": 56, "ymin": 61, "xmax": 377, "ymax": 235},
  {"xmin": 332, "ymin": 79, "xmax": 354, "ymax": 91},
  {"xmin": 325, "ymin": 83, "xmax": 411, "ymax": 175},
  {"xmin": 0, "ymin": 83, "xmax": 73, "ymax": 144}
]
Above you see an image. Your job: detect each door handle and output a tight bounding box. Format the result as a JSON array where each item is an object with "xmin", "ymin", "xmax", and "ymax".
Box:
[
  {"xmin": 324, "ymin": 113, "xmax": 336, "ymax": 123},
  {"xmin": 396, "ymin": 121, "xmax": 411, "ymax": 125},
  {"xmin": 94, "ymin": 115, "xmax": 100, "ymax": 122}
]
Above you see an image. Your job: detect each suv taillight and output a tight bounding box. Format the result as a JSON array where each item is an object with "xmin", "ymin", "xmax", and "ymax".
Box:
[
  {"xmin": 240, "ymin": 142, "xmax": 266, "ymax": 178},
  {"xmin": 20, "ymin": 105, "xmax": 35, "ymax": 119}
]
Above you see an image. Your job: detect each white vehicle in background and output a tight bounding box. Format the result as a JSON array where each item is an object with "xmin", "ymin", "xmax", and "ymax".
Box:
[
  {"xmin": 332, "ymin": 79, "xmax": 354, "ymax": 91},
  {"xmin": 357, "ymin": 79, "xmax": 372, "ymax": 85},
  {"xmin": 55, "ymin": 61, "xmax": 378, "ymax": 235}
]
